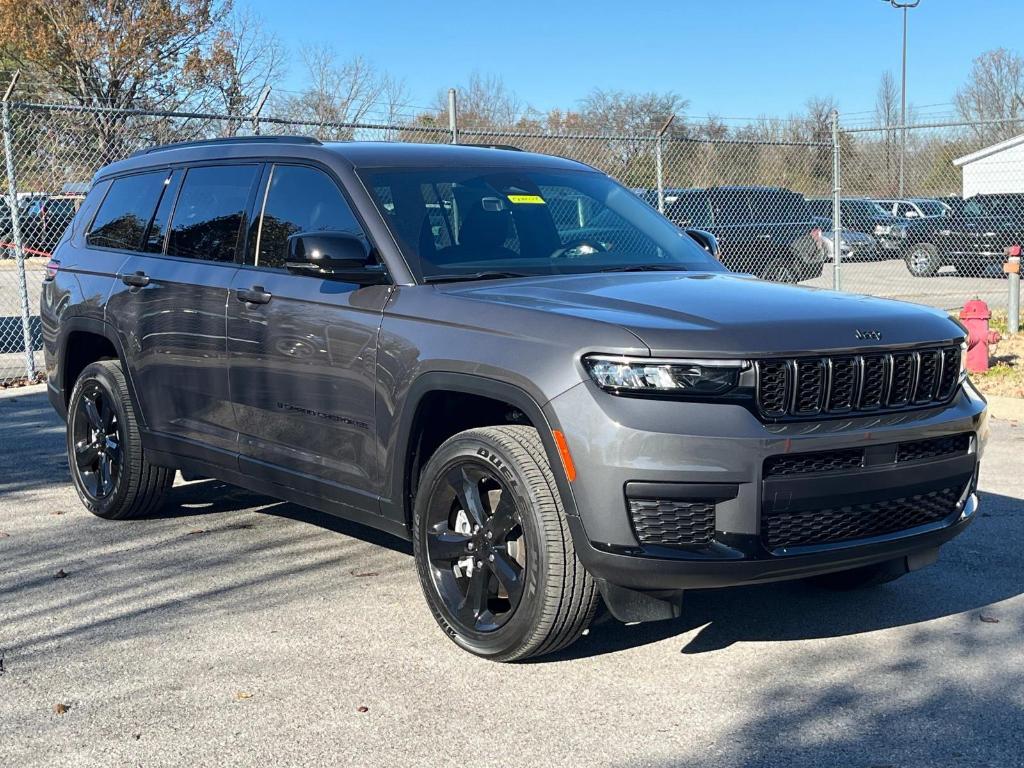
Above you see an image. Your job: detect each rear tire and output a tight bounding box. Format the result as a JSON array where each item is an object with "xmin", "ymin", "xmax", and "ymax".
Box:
[
  {"xmin": 67, "ymin": 360, "xmax": 174, "ymax": 520},
  {"xmin": 806, "ymin": 558, "xmax": 908, "ymax": 590},
  {"xmin": 413, "ymin": 425, "xmax": 599, "ymax": 662}
]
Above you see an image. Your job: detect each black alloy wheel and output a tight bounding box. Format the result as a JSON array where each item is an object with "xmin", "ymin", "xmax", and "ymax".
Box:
[
  {"xmin": 423, "ymin": 462, "xmax": 527, "ymax": 633},
  {"xmin": 71, "ymin": 382, "xmax": 122, "ymax": 501}
]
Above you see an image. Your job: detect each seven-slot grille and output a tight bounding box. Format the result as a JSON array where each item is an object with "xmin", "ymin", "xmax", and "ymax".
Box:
[{"xmin": 755, "ymin": 345, "xmax": 961, "ymax": 419}]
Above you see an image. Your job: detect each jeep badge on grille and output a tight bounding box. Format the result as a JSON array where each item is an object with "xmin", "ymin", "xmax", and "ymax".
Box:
[{"xmin": 854, "ymin": 329, "xmax": 883, "ymax": 340}]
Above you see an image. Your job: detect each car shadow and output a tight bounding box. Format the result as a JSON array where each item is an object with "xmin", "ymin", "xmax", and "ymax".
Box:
[
  {"xmin": 142, "ymin": 477, "xmax": 412, "ymax": 555},
  {"xmin": 543, "ymin": 489, "xmax": 1024, "ymax": 662}
]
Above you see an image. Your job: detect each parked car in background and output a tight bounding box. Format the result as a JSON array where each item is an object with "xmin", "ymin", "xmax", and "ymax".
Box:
[
  {"xmin": 819, "ymin": 228, "xmax": 880, "ymax": 262},
  {"xmin": 0, "ymin": 196, "xmax": 13, "ymax": 250},
  {"xmin": 18, "ymin": 194, "xmax": 84, "ymax": 253},
  {"xmin": 42, "ymin": 136, "xmax": 987, "ymax": 662},
  {"xmin": 806, "ymin": 197, "xmax": 905, "ymax": 255},
  {"xmin": 875, "ymin": 198, "xmax": 948, "ymax": 219},
  {"xmin": 645, "ymin": 186, "xmax": 824, "ymax": 282}
]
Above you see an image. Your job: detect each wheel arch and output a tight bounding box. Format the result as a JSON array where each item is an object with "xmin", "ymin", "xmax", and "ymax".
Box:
[
  {"xmin": 56, "ymin": 317, "xmax": 146, "ymax": 428},
  {"xmin": 386, "ymin": 372, "xmax": 579, "ymax": 533}
]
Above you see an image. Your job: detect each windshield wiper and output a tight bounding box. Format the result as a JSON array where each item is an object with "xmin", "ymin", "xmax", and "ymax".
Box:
[
  {"xmin": 424, "ymin": 271, "xmax": 533, "ymax": 284},
  {"xmin": 597, "ymin": 264, "xmax": 688, "ymax": 273}
]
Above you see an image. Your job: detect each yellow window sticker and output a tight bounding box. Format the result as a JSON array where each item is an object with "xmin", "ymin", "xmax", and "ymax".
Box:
[{"xmin": 507, "ymin": 194, "xmax": 546, "ymax": 205}]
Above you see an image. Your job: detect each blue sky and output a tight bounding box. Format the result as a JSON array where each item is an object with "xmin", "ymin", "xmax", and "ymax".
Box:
[{"xmin": 249, "ymin": 0, "xmax": 1024, "ymax": 124}]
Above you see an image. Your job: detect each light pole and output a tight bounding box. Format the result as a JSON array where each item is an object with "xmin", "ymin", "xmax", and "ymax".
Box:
[{"xmin": 882, "ymin": 0, "xmax": 920, "ymax": 197}]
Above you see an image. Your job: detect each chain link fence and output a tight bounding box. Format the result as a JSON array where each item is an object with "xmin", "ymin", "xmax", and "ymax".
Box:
[{"xmin": 2, "ymin": 100, "xmax": 1022, "ymax": 385}]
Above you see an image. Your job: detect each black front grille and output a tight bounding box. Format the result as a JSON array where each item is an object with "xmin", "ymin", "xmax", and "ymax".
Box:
[
  {"xmin": 628, "ymin": 498, "xmax": 715, "ymax": 547},
  {"xmin": 897, "ymin": 433, "xmax": 972, "ymax": 463},
  {"xmin": 755, "ymin": 345, "xmax": 962, "ymax": 420},
  {"xmin": 763, "ymin": 432, "xmax": 972, "ymax": 477},
  {"xmin": 762, "ymin": 485, "xmax": 962, "ymax": 550},
  {"xmin": 764, "ymin": 447, "xmax": 865, "ymax": 476}
]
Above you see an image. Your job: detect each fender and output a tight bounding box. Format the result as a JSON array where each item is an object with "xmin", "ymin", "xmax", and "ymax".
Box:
[
  {"xmin": 52, "ymin": 316, "xmax": 146, "ymax": 430},
  {"xmin": 381, "ymin": 371, "xmax": 581, "ymax": 531}
]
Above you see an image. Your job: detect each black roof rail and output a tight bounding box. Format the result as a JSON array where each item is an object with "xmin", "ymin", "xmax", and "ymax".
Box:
[
  {"xmin": 468, "ymin": 143, "xmax": 523, "ymax": 151},
  {"xmin": 130, "ymin": 135, "xmax": 322, "ymax": 158}
]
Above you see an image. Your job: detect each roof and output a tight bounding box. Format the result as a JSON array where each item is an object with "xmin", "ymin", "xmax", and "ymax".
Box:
[
  {"xmin": 322, "ymin": 141, "xmax": 588, "ymax": 170},
  {"xmin": 99, "ymin": 136, "xmax": 592, "ymax": 180},
  {"xmin": 953, "ymin": 133, "xmax": 1024, "ymax": 167}
]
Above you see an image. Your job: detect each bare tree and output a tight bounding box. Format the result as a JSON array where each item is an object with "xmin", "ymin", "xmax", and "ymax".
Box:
[
  {"xmin": 432, "ymin": 72, "xmax": 530, "ymax": 130},
  {"xmin": 955, "ymin": 48, "xmax": 1024, "ymax": 141},
  {"xmin": 875, "ymin": 71, "xmax": 900, "ymax": 194},
  {"xmin": 274, "ymin": 47, "xmax": 405, "ymax": 137},
  {"xmin": 188, "ymin": 7, "xmax": 285, "ymax": 129}
]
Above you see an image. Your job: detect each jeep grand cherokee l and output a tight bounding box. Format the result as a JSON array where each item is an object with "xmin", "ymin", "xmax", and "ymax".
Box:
[{"xmin": 42, "ymin": 137, "xmax": 988, "ymax": 661}]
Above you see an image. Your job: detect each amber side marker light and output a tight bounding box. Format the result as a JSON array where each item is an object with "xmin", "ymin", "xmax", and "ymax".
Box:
[{"xmin": 551, "ymin": 430, "xmax": 577, "ymax": 482}]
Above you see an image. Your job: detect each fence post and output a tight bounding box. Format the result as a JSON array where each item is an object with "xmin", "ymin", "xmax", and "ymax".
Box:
[
  {"xmin": 654, "ymin": 115, "xmax": 674, "ymax": 214},
  {"xmin": 251, "ymin": 85, "xmax": 271, "ymax": 136},
  {"xmin": 1, "ymin": 75, "xmax": 36, "ymax": 381},
  {"xmin": 448, "ymin": 88, "xmax": 458, "ymax": 145},
  {"xmin": 831, "ymin": 109, "xmax": 842, "ymax": 293}
]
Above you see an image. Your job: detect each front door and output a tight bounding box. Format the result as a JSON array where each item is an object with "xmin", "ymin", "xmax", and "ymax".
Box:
[{"xmin": 226, "ymin": 163, "xmax": 388, "ymax": 502}]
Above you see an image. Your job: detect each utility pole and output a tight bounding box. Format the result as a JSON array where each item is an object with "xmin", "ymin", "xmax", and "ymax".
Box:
[{"xmin": 882, "ymin": 0, "xmax": 920, "ymax": 197}]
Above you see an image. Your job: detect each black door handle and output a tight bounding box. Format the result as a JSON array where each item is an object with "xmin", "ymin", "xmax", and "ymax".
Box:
[
  {"xmin": 236, "ymin": 286, "xmax": 272, "ymax": 305},
  {"xmin": 121, "ymin": 271, "xmax": 150, "ymax": 287}
]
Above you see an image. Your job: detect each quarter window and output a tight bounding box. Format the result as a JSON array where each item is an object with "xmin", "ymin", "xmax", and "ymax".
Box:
[
  {"xmin": 255, "ymin": 165, "xmax": 364, "ymax": 269},
  {"xmin": 87, "ymin": 171, "xmax": 169, "ymax": 251},
  {"xmin": 166, "ymin": 164, "xmax": 259, "ymax": 262}
]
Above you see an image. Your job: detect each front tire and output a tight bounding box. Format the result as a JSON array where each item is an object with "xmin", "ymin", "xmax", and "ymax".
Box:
[
  {"xmin": 413, "ymin": 425, "xmax": 599, "ymax": 661},
  {"xmin": 67, "ymin": 360, "xmax": 174, "ymax": 520},
  {"xmin": 905, "ymin": 242, "xmax": 941, "ymax": 277}
]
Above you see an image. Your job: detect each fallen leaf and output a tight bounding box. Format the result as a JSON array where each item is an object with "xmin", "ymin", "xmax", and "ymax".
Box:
[
  {"xmin": 0, "ymin": 531, "xmax": 9, "ymax": 538},
  {"xmin": 235, "ymin": 691, "xmax": 253, "ymax": 700},
  {"xmin": 980, "ymin": 614, "xmax": 1000, "ymax": 624},
  {"xmin": 187, "ymin": 529, "xmax": 206, "ymax": 536},
  {"xmin": 54, "ymin": 569, "xmax": 68, "ymax": 579},
  {"xmin": 356, "ymin": 706, "xmax": 369, "ymax": 713},
  {"xmin": 350, "ymin": 570, "xmax": 379, "ymax": 578},
  {"xmin": 54, "ymin": 703, "xmax": 69, "ymax": 715},
  {"xmin": 50, "ymin": 510, "xmax": 66, "ymax": 516}
]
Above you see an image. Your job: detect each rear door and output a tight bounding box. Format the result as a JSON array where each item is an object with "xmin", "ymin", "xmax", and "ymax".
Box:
[
  {"xmin": 226, "ymin": 162, "xmax": 389, "ymax": 500},
  {"xmin": 106, "ymin": 163, "xmax": 261, "ymax": 461}
]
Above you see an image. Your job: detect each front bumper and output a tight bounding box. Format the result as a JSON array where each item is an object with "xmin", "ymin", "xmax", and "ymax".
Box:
[{"xmin": 546, "ymin": 379, "xmax": 988, "ymax": 591}]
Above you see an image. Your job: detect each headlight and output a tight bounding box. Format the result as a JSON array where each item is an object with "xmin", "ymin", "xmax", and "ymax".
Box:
[
  {"xmin": 959, "ymin": 339, "xmax": 968, "ymax": 383},
  {"xmin": 583, "ymin": 355, "xmax": 748, "ymax": 395},
  {"xmin": 890, "ymin": 224, "xmax": 908, "ymax": 238}
]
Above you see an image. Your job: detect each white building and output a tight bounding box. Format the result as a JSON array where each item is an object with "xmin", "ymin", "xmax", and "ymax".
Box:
[{"xmin": 953, "ymin": 134, "xmax": 1024, "ymax": 197}]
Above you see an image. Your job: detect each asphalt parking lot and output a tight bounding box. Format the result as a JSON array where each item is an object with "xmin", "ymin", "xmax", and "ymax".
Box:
[{"xmin": 1, "ymin": 384, "xmax": 1022, "ymax": 768}]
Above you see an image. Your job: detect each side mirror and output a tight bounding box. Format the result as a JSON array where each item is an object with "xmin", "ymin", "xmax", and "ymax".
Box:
[
  {"xmin": 685, "ymin": 227, "xmax": 720, "ymax": 259},
  {"xmin": 286, "ymin": 231, "xmax": 387, "ymax": 285}
]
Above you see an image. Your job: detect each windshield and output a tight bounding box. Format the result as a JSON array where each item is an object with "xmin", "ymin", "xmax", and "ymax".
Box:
[{"xmin": 361, "ymin": 167, "xmax": 723, "ymax": 281}]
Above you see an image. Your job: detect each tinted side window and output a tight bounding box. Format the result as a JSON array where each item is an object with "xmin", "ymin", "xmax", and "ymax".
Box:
[
  {"xmin": 665, "ymin": 194, "xmax": 712, "ymax": 228},
  {"xmin": 750, "ymin": 191, "xmax": 811, "ymax": 224},
  {"xmin": 167, "ymin": 164, "xmax": 259, "ymax": 262},
  {"xmin": 711, "ymin": 192, "xmax": 752, "ymax": 225},
  {"xmin": 255, "ymin": 165, "xmax": 364, "ymax": 269},
  {"xmin": 87, "ymin": 171, "xmax": 168, "ymax": 250}
]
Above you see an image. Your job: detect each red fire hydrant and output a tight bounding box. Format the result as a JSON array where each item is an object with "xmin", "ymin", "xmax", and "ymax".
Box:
[{"xmin": 959, "ymin": 299, "xmax": 1001, "ymax": 373}]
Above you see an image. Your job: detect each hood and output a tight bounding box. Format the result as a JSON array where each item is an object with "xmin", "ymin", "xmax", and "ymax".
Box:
[{"xmin": 436, "ymin": 272, "xmax": 962, "ymax": 357}]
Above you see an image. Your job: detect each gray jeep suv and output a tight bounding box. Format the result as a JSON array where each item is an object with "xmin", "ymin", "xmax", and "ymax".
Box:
[{"xmin": 41, "ymin": 137, "xmax": 989, "ymax": 661}]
